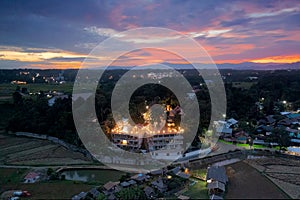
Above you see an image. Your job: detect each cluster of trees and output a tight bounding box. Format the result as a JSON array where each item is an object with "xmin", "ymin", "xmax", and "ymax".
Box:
[
  {"xmin": 9, "ymin": 90, "xmax": 80, "ymax": 145},
  {"xmin": 5, "ymin": 69, "xmax": 300, "ymax": 149}
]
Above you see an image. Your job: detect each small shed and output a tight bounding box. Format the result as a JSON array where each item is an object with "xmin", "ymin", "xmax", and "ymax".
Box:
[{"xmin": 207, "ymin": 181, "xmax": 226, "ymax": 194}]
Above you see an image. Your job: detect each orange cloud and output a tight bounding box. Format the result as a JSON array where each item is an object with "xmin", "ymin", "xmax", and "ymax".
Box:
[
  {"xmin": 0, "ymin": 50, "xmax": 86, "ymax": 62},
  {"xmin": 250, "ymin": 55, "xmax": 300, "ymax": 63},
  {"xmin": 28, "ymin": 61, "xmax": 82, "ymax": 69}
]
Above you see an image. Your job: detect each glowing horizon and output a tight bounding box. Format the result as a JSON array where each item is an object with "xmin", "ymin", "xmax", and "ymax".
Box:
[{"xmin": 0, "ymin": 1, "xmax": 299, "ymax": 69}]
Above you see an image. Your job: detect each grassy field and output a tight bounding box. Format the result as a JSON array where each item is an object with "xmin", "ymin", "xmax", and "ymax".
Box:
[
  {"xmin": 219, "ymin": 139, "xmax": 281, "ymax": 150},
  {"xmin": 0, "ymin": 82, "xmax": 74, "ymax": 97},
  {"xmin": 191, "ymin": 169, "xmax": 206, "ymax": 180},
  {"xmin": 0, "ymin": 168, "xmax": 125, "ymax": 199},
  {"xmin": 1, "ymin": 180, "xmax": 94, "ymax": 199},
  {"xmin": 0, "ymin": 168, "xmax": 28, "ymax": 186},
  {"xmin": 0, "ymin": 133, "xmax": 93, "ymax": 166},
  {"xmin": 182, "ymin": 178, "xmax": 208, "ymax": 199}
]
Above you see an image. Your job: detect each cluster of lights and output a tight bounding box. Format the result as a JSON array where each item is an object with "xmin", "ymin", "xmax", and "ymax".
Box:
[
  {"xmin": 111, "ymin": 124, "xmax": 184, "ymax": 135},
  {"xmin": 110, "ymin": 104, "xmax": 184, "ymax": 138}
]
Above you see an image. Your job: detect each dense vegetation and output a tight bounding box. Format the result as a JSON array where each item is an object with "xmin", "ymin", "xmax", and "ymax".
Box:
[{"xmin": 2, "ymin": 69, "xmax": 300, "ymax": 148}]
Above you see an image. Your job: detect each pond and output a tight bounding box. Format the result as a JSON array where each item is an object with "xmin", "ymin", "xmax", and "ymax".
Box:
[{"xmin": 61, "ymin": 169, "xmax": 126, "ymax": 183}]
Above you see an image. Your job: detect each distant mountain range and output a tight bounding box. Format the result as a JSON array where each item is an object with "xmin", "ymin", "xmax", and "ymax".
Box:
[{"xmin": 104, "ymin": 62, "xmax": 300, "ymax": 71}]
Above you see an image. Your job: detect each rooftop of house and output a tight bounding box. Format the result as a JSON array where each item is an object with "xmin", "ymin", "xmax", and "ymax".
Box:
[
  {"xmin": 176, "ymin": 171, "xmax": 191, "ymax": 179},
  {"xmin": 210, "ymin": 194, "xmax": 223, "ymax": 200},
  {"xmin": 103, "ymin": 181, "xmax": 119, "ymax": 191},
  {"xmin": 151, "ymin": 178, "xmax": 167, "ymax": 189},
  {"xmin": 24, "ymin": 172, "xmax": 39, "ymax": 180},
  {"xmin": 178, "ymin": 194, "xmax": 190, "ymax": 200},
  {"xmin": 206, "ymin": 166, "xmax": 228, "ymax": 184},
  {"xmin": 131, "ymin": 173, "xmax": 147, "ymax": 182},
  {"xmin": 150, "ymin": 169, "xmax": 163, "ymax": 175},
  {"xmin": 144, "ymin": 186, "xmax": 155, "ymax": 197},
  {"xmin": 207, "ymin": 180, "xmax": 226, "ymax": 191}
]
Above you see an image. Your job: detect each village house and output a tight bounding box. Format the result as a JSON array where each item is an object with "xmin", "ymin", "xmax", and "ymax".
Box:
[
  {"xmin": 72, "ymin": 192, "xmax": 87, "ymax": 200},
  {"xmin": 207, "ymin": 180, "xmax": 226, "ymax": 195},
  {"xmin": 206, "ymin": 166, "xmax": 228, "ymax": 197},
  {"xmin": 151, "ymin": 178, "xmax": 168, "ymax": 193},
  {"xmin": 130, "ymin": 173, "xmax": 148, "ymax": 182},
  {"xmin": 234, "ymin": 131, "xmax": 250, "ymax": 144},
  {"xmin": 23, "ymin": 172, "xmax": 40, "ymax": 183},
  {"xmin": 178, "ymin": 194, "xmax": 190, "ymax": 200},
  {"xmin": 48, "ymin": 94, "xmax": 68, "ymax": 106},
  {"xmin": 102, "ymin": 181, "xmax": 120, "ymax": 195},
  {"xmin": 144, "ymin": 186, "xmax": 155, "ymax": 199},
  {"xmin": 88, "ymin": 188, "xmax": 100, "ymax": 199},
  {"xmin": 210, "ymin": 194, "xmax": 224, "ymax": 200},
  {"xmin": 120, "ymin": 179, "xmax": 136, "ymax": 188},
  {"xmin": 206, "ymin": 166, "xmax": 228, "ymax": 184},
  {"xmin": 150, "ymin": 168, "xmax": 164, "ymax": 176}
]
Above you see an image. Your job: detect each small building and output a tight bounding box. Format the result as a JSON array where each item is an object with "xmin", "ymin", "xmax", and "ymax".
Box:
[
  {"xmin": 128, "ymin": 179, "xmax": 137, "ymax": 185},
  {"xmin": 178, "ymin": 194, "xmax": 190, "ymax": 200},
  {"xmin": 23, "ymin": 172, "xmax": 40, "ymax": 183},
  {"xmin": 226, "ymin": 118, "xmax": 238, "ymax": 127},
  {"xmin": 144, "ymin": 186, "xmax": 155, "ymax": 199},
  {"xmin": 131, "ymin": 173, "xmax": 147, "ymax": 182},
  {"xmin": 151, "ymin": 178, "xmax": 167, "ymax": 193},
  {"xmin": 102, "ymin": 181, "xmax": 119, "ymax": 195},
  {"xmin": 210, "ymin": 194, "xmax": 223, "ymax": 200},
  {"xmin": 206, "ymin": 166, "xmax": 228, "ymax": 184},
  {"xmin": 150, "ymin": 169, "xmax": 163, "ymax": 176},
  {"xmin": 170, "ymin": 166, "xmax": 181, "ymax": 175},
  {"xmin": 234, "ymin": 131, "xmax": 249, "ymax": 144},
  {"xmin": 48, "ymin": 95, "xmax": 68, "ymax": 106},
  {"xmin": 107, "ymin": 193, "xmax": 116, "ymax": 200},
  {"xmin": 120, "ymin": 181, "xmax": 131, "ymax": 188},
  {"xmin": 176, "ymin": 171, "xmax": 190, "ymax": 179},
  {"xmin": 207, "ymin": 181, "xmax": 226, "ymax": 195},
  {"xmin": 253, "ymin": 139, "xmax": 266, "ymax": 146},
  {"xmin": 88, "ymin": 188, "xmax": 100, "ymax": 199},
  {"xmin": 72, "ymin": 192, "xmax": 87, "ymax": 200},
  {"xmin": 265, "ymin": 115, "xmax": 276, "ymax": 125}
]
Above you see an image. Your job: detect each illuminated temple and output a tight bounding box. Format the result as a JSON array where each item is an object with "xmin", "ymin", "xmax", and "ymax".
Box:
[{"xmin": 110, "ymin": 106, "xmax": 185, "ymax": 160}]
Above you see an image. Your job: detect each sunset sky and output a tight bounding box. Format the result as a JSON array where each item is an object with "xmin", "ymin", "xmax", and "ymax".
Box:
[{"xmin": 0, "ymin": 0, "xmax": 300, "ymax": 69}]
